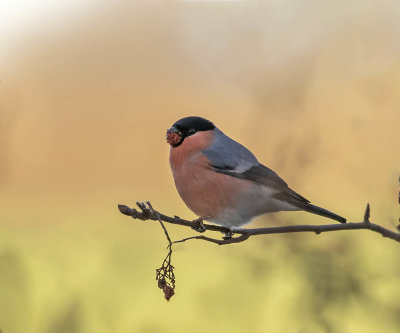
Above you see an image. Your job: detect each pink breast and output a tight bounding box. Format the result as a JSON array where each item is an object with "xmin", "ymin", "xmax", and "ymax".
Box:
[{"xmin": 169, "ymin": 131, "xmax": 249, "ymax": 218}]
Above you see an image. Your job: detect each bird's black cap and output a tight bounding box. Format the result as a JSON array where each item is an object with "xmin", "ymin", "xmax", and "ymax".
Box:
[
  {"xmin": 167, "ymin": 116, "xmax": 215, "ymax": 147},
  {"xmin": 172, "ymin": 116, "xmax": 215, "ymax": 133}
]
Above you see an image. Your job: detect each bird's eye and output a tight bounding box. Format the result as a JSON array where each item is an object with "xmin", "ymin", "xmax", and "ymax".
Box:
[{"xmin": 187, "ymin": 128, "xmax": 196, "ymax": 136}]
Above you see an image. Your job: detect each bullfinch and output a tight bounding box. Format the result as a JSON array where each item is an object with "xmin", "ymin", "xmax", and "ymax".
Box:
[{"xmin": 166, "ymin": 116, "xmax": 346, "ymax": 229}]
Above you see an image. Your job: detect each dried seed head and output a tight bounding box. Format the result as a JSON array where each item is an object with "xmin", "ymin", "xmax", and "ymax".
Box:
[
  {"xmin": 166, "ymin": 131, "xmax": 181, "ymax": 147},
  {"xmin": 163, "ymin": 285, "xmax": 175, "ymax": 301}
]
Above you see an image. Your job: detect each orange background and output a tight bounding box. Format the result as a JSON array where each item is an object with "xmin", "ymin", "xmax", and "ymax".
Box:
[{"xmin": 1, "ymin": 1, "xmax": 400, "ymax": 332}]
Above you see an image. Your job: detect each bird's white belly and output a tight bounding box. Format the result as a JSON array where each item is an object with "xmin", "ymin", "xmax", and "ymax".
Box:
[{"xmin": 209, "ymin": 184, "xmax": 298, "ymax": 228}]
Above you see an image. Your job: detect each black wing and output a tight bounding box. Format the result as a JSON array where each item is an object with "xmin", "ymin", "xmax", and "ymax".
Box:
[{"xmin": 211, "ymin": 162, "xmax": 310, "ymax": 204}]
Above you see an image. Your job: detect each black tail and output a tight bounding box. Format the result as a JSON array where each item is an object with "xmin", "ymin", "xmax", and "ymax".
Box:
[{"xmin": 301, "ymin": 203, "xmax": 346, "ymax": 223}]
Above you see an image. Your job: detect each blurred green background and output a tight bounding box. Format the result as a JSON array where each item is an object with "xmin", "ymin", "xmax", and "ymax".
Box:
[{"xmin": 1, "ymin": 0, "xmax": 400, "ymax": 332}]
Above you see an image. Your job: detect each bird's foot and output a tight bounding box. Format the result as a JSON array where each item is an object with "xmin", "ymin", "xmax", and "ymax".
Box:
[
  {"xmin": 223, "ymin": 229, "xmax": 235, "ymax": 240},
  {"xmin": 191, "ymin": 217, "xmax": 207, "ymax": 233}
]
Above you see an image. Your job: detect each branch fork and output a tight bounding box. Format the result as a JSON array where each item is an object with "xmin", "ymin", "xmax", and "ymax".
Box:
[
  {"xmin": 118, "ymin": 202, "xmax": 400, "ymax": 245},
  {"xmin": 118, "ymin": 201, "xmax": 400, "ymax": 300}
]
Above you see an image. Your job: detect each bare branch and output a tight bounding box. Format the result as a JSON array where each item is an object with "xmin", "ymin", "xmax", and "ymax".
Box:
[
  {"xmin": 118, "ymin": 202, "xmax": 400, "ymax": 244},
  {"xmin": 118, "ymin": 202, "xmax": 232, "ymax": 234},
  {"xmin": 172, "ymin": 233, "xmax": 250, "ymax": 245},
  {"xmin": 118, "ymin": 201, "xmax": 400, "ymax": 300},
  {"xmin": 145, "ymin": 202, "xmax": 175, "ymax": 301}
]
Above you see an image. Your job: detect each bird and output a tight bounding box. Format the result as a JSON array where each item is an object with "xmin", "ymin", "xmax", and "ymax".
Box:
[{"xmin": 166, "ymin": 116, "xmax": 346, "ymax": 229}]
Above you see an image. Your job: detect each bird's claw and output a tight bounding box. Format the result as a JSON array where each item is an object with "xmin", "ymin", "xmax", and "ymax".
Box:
[
  {"xmin": 223, "ymin": 229, "xmax": 234, "ymax": 240},
  {"xmin": 191, "ymin": 217, "xmax": 207, "ymax": 233}
]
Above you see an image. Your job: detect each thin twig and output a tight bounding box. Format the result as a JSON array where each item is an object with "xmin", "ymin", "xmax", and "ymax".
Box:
[
  {"xmin": 146, "ymin": 202, "xmax": 176, "ymax": 301},
  {"xmin": 118, "ymin": 202, "xmax": 400, "ymax": 244},
  {"xmin": 173, "ymin": 233, "xmax": 250, "ymax": 245},
  {"xmin": 363, "ymin": 203, "xmax": 370, "ymax": 224},
  {"xmin": 147, "ymin": 202, "xmax": 172, "ymax": 245},
  {"xmin": 118, "ymin": 200, "xmax": 400, "ymax": 300}
]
